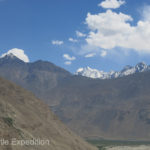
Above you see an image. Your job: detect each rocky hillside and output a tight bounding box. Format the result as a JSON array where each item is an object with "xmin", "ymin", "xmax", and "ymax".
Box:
[{"xmin": 0, "ymin": 77, "xmax": 97, "ymax": 150}]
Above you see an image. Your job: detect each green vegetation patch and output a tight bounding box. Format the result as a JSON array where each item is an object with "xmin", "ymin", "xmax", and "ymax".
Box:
[
  {"xmin": 3, "ymin": 117, "xmax": 14, "ymax": 127},
  {"xmin": 97, "ymin": 145, "xmax": 106, "ymax": 150}
]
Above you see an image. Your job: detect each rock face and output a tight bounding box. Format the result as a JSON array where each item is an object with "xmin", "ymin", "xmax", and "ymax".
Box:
[
  {"xmin": 0, "ymin": 77, "xmax": 97, "ymax": 150},
  {"xmin": 1, "ymin": 54, "xmax": 150, "ymax": 141},
  {"xmin": 76, "ymin": 62, "xmax": 150, "ymax": 79}
]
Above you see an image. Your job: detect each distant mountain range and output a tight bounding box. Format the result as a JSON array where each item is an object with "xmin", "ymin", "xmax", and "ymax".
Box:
[
  {"xmin": 76, "ymin": 62, "xmax": 150, "ymax": 79},
  {"xmin": 0, "ymin": 53, "xmax": 150, "ymax": 141}
]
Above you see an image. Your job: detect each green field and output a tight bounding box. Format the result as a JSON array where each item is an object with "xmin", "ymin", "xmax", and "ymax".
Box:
[{"xmin": 87, "ymin": 139, "xmax": 150, "ymax": 150}]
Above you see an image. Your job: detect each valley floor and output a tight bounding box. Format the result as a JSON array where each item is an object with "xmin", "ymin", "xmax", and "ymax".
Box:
[
  {"xmin": 106, "ymin": 145, "xmax": 150, "ymax": 150},
  {"xmin": 87, "ymin": 140, "xmax": 150, "ymax": 150}
]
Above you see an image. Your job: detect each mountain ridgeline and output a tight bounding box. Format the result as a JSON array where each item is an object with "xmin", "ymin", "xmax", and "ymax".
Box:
[
  {"xmin": 0, "ymin": 54, "xmax": 71, "ymax": 105},
  {"xmin": 76, "ymin": 62, "xmax": 150, "ymax": 79},
  {"xmin": 0, "ymin": 54, "xmax": 150, "ymax": 140}
]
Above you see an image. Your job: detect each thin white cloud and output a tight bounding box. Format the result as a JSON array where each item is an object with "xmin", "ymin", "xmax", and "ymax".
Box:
[
  {"xmin": 99, "ymin": 0, "xmax": 125, "ymax": 9},
  {"xmin": 63, "ymin": 54, "xmax": 76, "ymax": 61},
  {"xmin": 85, "ymin": 53, "xmax": 96, "ymax": 58},
  {"xmin": 63, "ymin": 54, "xmax": 76, "ymax": 65},
  {"xmin": 52, "ymin": 40, "xmax": 64, "ymax": 45},
  {"xmin": 100, "ymin": 50, "xmax": 107, "ymax": 57},
  {"xmin": 76, "ymin": 31, "xmax": 86, "ymax": 37},
  {"xmin": 84, "ymin": 8, "xmax": 150, "ymax": 53},
  {"xmin": 142, "ymin": 5, "xmax": 150, "ymax": 21},
  {"xmin": 69, "ymin": 38, "xmax": 78, "ymax": 43},
  {"xmin": 64, "ymin": 61, "xmax": 72, "ymax": 65},
  {"xmin": 1, "ymin": 48, "xmax": 30, "ymax": 63}
]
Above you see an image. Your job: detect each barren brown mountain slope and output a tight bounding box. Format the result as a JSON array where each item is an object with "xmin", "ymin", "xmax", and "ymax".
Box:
[{"xmin": 0, "ymin": 77, "xmax": 97, "ymax": 150}]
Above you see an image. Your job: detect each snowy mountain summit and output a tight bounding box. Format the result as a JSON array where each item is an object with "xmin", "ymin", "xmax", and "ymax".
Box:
[{"xmin": 76, "ymin": 62, "xmax": 150, "ymax": 79}]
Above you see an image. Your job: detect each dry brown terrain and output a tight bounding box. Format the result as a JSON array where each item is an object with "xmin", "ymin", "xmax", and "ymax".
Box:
[{"xmin": 0, "ymin": 77, "xmax": 97, "ymax": 150}]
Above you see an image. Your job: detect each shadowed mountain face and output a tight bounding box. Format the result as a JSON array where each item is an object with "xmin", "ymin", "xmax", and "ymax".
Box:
[
  {"xmin": 51, "ymin": 73, "xmax": 150, "ymax": 140},
  {"xmin": 0, "ymin": 77, "xmax": 97, "ymax": 150},
  {"xmin": 0, "ymin": 55, "xmax": 150, "ymax": 140},
  {"xmin": 0, "ymin": 55, "xmax": 71, "ymax": 105}
]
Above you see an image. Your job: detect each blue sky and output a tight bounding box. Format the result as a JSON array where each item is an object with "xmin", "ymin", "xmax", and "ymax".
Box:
[{"xmin": 0, "ymin": 0, "xmax": 150, "ymax": 73}]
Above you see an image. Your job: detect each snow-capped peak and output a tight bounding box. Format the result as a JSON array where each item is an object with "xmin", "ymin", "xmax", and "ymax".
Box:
[
  {"xmin": 135, "ymin": 62, "xmax": 148, "ymax": 72},
  {"xmin": 1, "ymin": 53, "xmax": 16, "ymax": 59},
  {"xmin": 75, "ymin": 62, "xmax": 150, "ymax": 79},
  {"xmin": 76, "ymin": 66, "xmax": 107, "ymax": 79},
  {"xmin": 76, "ymin": 66, "xmax": 115, "ymax": 79},
  {"xmin": 77, "ymin": 68, "xmax": 84, "ymax": 72},
  {"xmin": 0, "ymin": 48, "xmax": 29, "ymax": 63}
]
